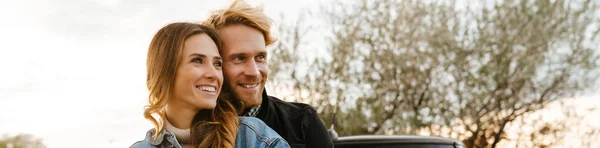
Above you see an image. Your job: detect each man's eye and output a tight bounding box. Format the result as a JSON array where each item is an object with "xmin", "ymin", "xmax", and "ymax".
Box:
[
  {"xmin": 256, "ymin": 55, "xmax": 266, "ymax": 61},
  {"xmin": 191, "ymin": 58, "xmax": 202, "ymax": 63},
  {"xmin": 234, "ymin": 56, "xmax": 245, "ymax": 61}
]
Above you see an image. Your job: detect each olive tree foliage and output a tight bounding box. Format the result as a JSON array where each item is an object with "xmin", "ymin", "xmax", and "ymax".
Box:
[
  {"xmin": 268, "ymin": 0, "xmax": 600, "ymax": 147},
  {"xmin": 0, "ymin": 133, "xmax": 46, "ymax": 148}
]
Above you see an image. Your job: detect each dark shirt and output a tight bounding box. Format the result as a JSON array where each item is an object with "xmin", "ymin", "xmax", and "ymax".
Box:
[{"xmin": 246, "ymin": 90, "xmax": 334, "ymax": 148}]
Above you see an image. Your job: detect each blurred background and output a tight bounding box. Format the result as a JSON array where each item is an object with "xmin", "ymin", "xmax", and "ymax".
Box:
[{"xmin": 0, "ymin": 0, "xmax": 599, "ymax": 147}]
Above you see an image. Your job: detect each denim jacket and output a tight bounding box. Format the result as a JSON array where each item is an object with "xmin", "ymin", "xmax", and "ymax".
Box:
[{"xmin": 130, "ymin": 117, "xmax": 290, "ymax": 148}]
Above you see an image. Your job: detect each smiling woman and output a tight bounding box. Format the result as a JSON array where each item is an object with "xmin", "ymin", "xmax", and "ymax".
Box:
[
  {"xmin": 138, "ymin": 22, "xmax": 239, "ymax": 148},
  {"xmin": 130, "ymin": 22, "xmax": 289, "ymax": 148}
]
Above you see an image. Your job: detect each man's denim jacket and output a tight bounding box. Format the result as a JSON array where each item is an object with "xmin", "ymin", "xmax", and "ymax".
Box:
[{"xmin": 130, "ymin": 117, "xmax": 289, "ymax": 148}]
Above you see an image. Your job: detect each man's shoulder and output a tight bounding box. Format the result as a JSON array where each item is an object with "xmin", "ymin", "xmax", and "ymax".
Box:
[{"xmin": 266, "ymin": 96, "xmax": 316, "ymax": 113}]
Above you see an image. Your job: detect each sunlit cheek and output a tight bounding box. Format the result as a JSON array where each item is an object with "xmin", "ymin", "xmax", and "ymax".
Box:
[
  {"xmin": 193, "ymin": 66, "xmax": 208, "ymax": 78},
  {"xmin": 216, "ymin": 73, "xmax": 223, "ymax": 82},
  {"xmin": 258, "ymin": 63, "xmax": 269, "ymax": 77},
  {"xmin": 229, "ymin": 65, "xmax": 247, "ymax": 77}
]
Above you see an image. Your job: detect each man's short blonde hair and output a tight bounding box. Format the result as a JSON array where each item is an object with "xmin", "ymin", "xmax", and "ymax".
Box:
[{"xmin": 204, "ymin": 0, "xmax": 276, "ymax": 46}]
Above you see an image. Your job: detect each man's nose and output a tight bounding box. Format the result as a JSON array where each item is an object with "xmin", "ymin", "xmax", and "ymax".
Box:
[{"xmin": 243, "ymin": 60, "xmax": 260, "ymax": 77}]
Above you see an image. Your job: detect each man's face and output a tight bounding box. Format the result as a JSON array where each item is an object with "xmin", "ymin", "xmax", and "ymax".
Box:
[{"xmin": 219, "ymin": 24, "xmax": 268, "ymax": 109}]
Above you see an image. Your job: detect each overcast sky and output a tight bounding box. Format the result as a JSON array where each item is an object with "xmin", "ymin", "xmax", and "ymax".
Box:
[
  {"xmin": 0, "ymin": 0, "xmax": 322, "ymax": 147},
  {"xmin": 0, "ymin": 0, "xmax": 598, "ymax": 147}
]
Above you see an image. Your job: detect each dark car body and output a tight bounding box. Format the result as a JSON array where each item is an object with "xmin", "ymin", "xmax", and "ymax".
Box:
[{"xmin": 333, "ymin": 135, "xmax": 465, "ymax": 148}]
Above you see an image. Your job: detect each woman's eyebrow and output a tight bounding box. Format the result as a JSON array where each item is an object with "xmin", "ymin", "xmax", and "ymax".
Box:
[
  {"xmin": 188, "ymin": 53, "xmax": 207, "ymax": 58},
  {"xmin": 189, "ymin": 53, "xmax": 222, "ymax": 60}
]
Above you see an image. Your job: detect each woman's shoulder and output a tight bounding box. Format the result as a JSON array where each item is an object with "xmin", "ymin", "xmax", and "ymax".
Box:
[
  {"xmin": 129, "ymin": 129, "xmax": 154, "ymax": 148},
  {"xmin": 129, "ymin": 140, "xmax": 152, "ymax": 148},
  {"xmin": 129, "ymin": 129, "xmax": 178, "ymax": 148},
  {"xmin": 238, "ymin": 117, "xmax": 267, "ymax": 127},
  {"xmin": 237, "ymin": 117, "xmax": 274, "ymax": 136},
  {"xmin": 237, "ymin": 117, "xmax": 290, "ymax": 148}
]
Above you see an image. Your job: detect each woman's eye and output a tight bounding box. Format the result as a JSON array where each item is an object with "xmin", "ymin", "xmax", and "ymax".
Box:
[
  {"xmin": 214, "ymin": 61, "xmax": 222, "ymax": 67},
  {"xmin": 191, "ymin": 58, "xmax": 202, "ymax": 63}
]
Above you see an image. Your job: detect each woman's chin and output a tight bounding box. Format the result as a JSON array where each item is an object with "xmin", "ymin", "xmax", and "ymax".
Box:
[{"xmin": 196, "ymin": 101, "xmax": 217, "ymax": 110}]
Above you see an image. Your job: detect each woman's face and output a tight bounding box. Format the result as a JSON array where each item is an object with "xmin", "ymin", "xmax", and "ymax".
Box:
[{"xmin": 172, "ymin": 33, "xmax": 223, "ymax": 110}]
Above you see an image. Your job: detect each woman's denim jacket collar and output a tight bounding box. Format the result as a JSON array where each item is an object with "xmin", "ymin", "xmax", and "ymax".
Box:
[{"xmin": 130, "ymin": 117, "xmax": 289, "ymax": 148}]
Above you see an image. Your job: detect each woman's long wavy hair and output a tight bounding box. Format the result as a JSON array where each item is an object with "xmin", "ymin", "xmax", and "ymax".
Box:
[{"xmin": 145, "ymin": 22, "xmax": 239, "ymax": 148}]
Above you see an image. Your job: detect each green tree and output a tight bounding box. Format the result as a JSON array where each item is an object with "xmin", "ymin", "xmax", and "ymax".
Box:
[{"xmin": 269, "ymin": 0, "xmax": 600, "ymax": 147}]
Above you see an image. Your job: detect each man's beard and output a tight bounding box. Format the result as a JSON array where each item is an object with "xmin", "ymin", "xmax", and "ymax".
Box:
[{"xmin": 221, "ymin": 81, "xmax": 263, "ymax": 111}]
